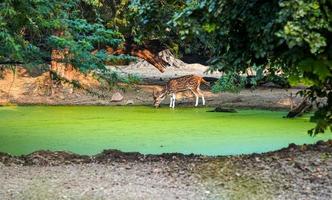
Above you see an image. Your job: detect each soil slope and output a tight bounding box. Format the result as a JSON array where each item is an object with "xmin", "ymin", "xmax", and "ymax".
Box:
[{"xmin": 0, "ymin": 65, "xmax": 302, "ymax": 109}]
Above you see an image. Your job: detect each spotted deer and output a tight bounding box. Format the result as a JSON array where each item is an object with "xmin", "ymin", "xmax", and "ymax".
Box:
[{"xmin": 153, "ymin": 75, "xmax": 208, "ymax": 108}]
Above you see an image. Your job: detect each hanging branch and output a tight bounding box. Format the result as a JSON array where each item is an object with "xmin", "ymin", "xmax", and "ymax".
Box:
[{"xmin": 106, "ymin": 43, "xmax": 170, "ymax": 73}]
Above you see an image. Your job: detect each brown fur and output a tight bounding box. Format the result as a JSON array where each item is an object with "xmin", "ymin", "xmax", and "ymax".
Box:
[{"xmin": 153, "ymin": 75, "xmax": 207, "ymax": 108}]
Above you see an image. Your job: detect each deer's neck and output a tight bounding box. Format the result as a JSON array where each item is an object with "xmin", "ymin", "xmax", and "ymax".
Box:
[{"xmin": 161, "ymin": 87, "xmax": 168, "ymax": 96}]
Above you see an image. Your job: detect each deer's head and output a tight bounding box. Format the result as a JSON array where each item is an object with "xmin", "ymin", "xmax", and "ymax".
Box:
[{"xmin": 153, "ymin": 90, "xmax": 166, "ymax": 108}]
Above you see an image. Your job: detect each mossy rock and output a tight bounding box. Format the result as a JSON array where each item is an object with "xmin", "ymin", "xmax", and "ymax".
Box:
[{"xmin": 208, "ymin": 107, "xmax": 237, "ymax": 113}]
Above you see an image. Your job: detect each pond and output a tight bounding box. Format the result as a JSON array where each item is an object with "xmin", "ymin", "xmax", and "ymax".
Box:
[{"xmin": 0, "ymin": 106, "xmax": 331, "ymax": 156}]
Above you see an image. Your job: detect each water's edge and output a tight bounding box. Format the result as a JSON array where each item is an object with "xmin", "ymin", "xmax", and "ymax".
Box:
[
  {"xmin": 0, "ymin": 103, "xmax": 292, "ymax": 111},
  {"xmin": 1, "ymin": 140, "xmax": 331, "ymax": 166}
]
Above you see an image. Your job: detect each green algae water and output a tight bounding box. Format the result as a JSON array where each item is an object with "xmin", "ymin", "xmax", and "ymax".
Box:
[{"xmin": 0, "ymin": 106, "xmax": 331, "ymax": 156}]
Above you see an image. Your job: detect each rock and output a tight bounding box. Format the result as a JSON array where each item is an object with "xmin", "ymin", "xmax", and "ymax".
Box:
[
  {"xmin": 59, "ymin": 95, "xmax": 65, "ymax": 100},
  {"xmin": 111, "ymin": 92, "xmax": 124, "ymax": 102},
  {"xmin": 207, "ymin": 107, "xmax": 237, "ymax": 113},
  {"xmin": 261, "ymin": 82, "xmax": 281, "ymax": 88},
  {"xmin": 288, "ymin": 143, "xmax": 297, "ymax": 149},
  {"xmin": 125, "ymin": 165, "xmax": 132, "ymax": 170},
  {"xmin": 153, "ymin": 168, "xmax": 162, "ymax": 173},
  {"xmin": 126, "ymin": 100, "xmax": 134, "ymax": 105},
  {"xmin": 231, "ymin": 97, "xmax": 243, "ymax": 103}
]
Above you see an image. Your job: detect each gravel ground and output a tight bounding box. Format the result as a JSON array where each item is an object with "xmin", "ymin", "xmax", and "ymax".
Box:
[
  {"xmin": 0, "ymin": 163, "xmax": 213, "ymax": 200},
  {"xmin": 1, "ymin": 141, "xmax": 332, "ymax": 200}
]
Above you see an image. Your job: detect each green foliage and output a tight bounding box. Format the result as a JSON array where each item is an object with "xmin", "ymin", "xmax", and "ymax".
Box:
[
  {"xmin": 212, "ymin": 72, "xmax": 245, "ymax": 93},
  {"xmin": 95, "ymin": 69, "xmax": 141, "ymax": 89},
  {"xmin": 167, "ymin": 0, "xmax": 332, "ymax": 134},
  {"xmin": 93, "ymin": 0, "xmax": 184, "ymax": 46},
  {"xmin": 0, "ymin": 0, "xmax": 127, "ymax": 72},
  {"xmin": 170, "ymin": 0, "xmax": 281, "ymax": 71},
  {"xmin": 126, "ymin": 0, "xmax": 185, "ymax": 44},
  {"xmin": 276, "ymin": 0, "xmax": 329, "ymax": 54},
  {"xmin": 275, "ymin": 0, "xmax": 331, "ymax": 134},
  {"xmin": 125, "ymin": 74, "xmax": 141, "ymax": 85}
]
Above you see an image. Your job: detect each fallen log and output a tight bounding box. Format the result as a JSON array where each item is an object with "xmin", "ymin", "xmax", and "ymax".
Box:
[{"xmin": 286, "ymin": 97, "xmax": 312, "ymax": 118}]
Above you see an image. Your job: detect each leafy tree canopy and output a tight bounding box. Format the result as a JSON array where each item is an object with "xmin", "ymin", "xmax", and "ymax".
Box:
[
  {"xmin": 185, "ymin": 0, "xmax": 331, "ymax": 134},
  {"xmin": 0, "ymin": 0, "xmax": 131, "ymax": 71},
  {"xmin": 127, "ymin": 0, "xmax": 331, "ymax": 134}
]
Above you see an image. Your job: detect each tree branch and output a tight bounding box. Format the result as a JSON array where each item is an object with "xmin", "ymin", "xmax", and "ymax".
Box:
[{"xmin": 106, "ymin": 44, "xmax": 169, "ymax": 73}]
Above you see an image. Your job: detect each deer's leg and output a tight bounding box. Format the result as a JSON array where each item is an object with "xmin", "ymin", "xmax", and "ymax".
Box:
[
  {"xmin": 197, "ymin": 88, "xmax": 205, "ymax": 105},
  {"xmin": 191, "ymin": 89, "xmax": 199, "ymax": 107},
  {"xmin": 169, "ymin": 95, "xmax": 173, "ymax": 108},
  {"xmin": 172, "ymin": 93, "xmax": 176, "ymax": 108}
]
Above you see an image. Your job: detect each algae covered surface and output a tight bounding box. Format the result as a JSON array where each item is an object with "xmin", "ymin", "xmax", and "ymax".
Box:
[{"xmin": 0, "ymin": 106, "xmax": 330, "ymax": 156}]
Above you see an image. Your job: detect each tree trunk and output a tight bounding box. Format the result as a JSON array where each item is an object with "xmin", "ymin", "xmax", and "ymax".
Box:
[
  {"xmin": 50, "ymin": 49, "xmax": 75, "ymax": 81},
  {"xmin": 286, "ymin": 97, "xmax": 312, "ymax": 118},
  {"xmin": 49, "ymin": 30, "xmax": 74, "ymax": 94}
]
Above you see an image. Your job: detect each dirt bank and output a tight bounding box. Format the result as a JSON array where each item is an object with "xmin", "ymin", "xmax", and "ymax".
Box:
[
  {"xmin": 0, "ymin": 140, "xmax": 331, "ymax": 199},
  {"xmin": 0, "ymin": 66, "xmax": 302, "ymax": 109}
]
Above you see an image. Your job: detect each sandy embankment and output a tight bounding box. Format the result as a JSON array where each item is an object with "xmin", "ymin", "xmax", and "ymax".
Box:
[{"xmin": 0, "ymin": 61, "xmax": 302, "ymax": 109}]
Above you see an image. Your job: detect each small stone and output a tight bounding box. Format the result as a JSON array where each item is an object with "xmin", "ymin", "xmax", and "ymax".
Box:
[
  {"xmin": 288, "ymin": 143, "xmax": 297, "ymax": 149},
  {"xmin": 111, "ymin": 92, "xmax": 123, "ymax": 102},
  {"xmin": 261, "ymin": 82, "xmax": 280, "ymax": 88},
  {"xmin": 126, "ymin": 100, "xmax": 134, "ymax": 105},
  {"xmin": 153, "ymin": 168, "xmax": 162, "ymax": 173}
]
